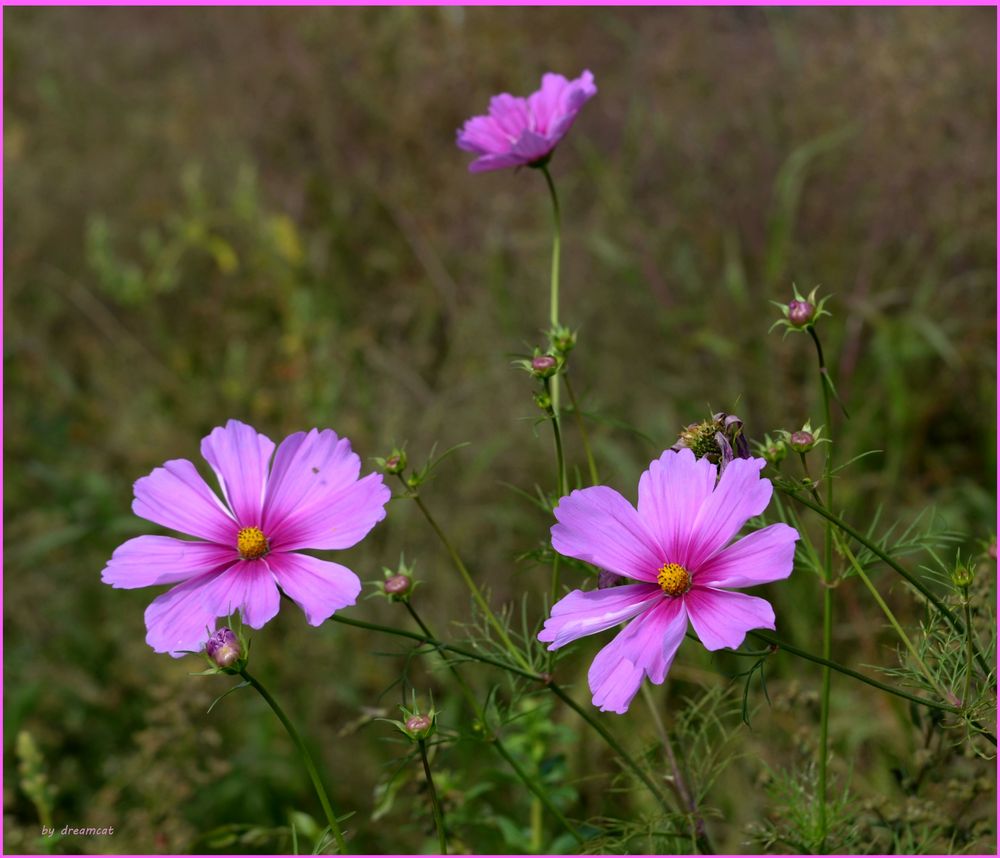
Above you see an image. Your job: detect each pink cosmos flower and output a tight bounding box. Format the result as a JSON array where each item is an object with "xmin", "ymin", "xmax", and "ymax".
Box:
[
  {"xmin": 456, "ymin": 70, "xmax": 597, "ymax": 173},
  {"xmin": 539, "ymin": 449, "xmax": 798, "ymax": 714},
  {"xmin": 102, "ymin": 420, "xmax": 391, "ymax": 657}
]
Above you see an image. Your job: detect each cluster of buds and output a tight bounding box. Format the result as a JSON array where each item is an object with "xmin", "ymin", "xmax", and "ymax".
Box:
[
  {"xmin": 383, "ymin": 697, "xmax": 438, "ymax": 742},
  {"xmin": 372, "ymin": 556, "xmax": 419, "ymax": 603},
  {"xmin": 671, "ymin": 411, "xmax": 750, "ymax": 470},
  {"xmin": 770, "ymin": 285, "xmax": 831, "ymax": 335},
  {"xmin": 204, "ymin": 626, "xmax": 248, "ymax": 674}
]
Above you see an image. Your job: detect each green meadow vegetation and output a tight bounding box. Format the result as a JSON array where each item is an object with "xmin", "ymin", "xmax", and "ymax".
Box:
[{"xmin": 4, "ymin": 7, "xmax": 996, "ymax": 854}]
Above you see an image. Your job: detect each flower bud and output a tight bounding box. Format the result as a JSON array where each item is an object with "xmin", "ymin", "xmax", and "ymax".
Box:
[
  {"xmin": 789, "ymin": 431, "xmax": 815, "ymax": 452},
  {"xmin": 384, "ymin": 699, "xmax": 438, "ymax": 741},
  {"xmin": 951, "ymin": 565, "xmax": 974, "ymax": 589},
  {"xmin": 378, "ymin": 448, "xmax": 407, "ymax": 476},
  {"xmin": 384, "ymin": 574, "xmax": 411, "ymax": 597},
  {"xmin": 405, "ymin": 714, "xmax": 432, "ymax": 735},
  {"xmin": 531, "ymin": 354, "xmax": 558, "ymax": 378},
  {"xmin": 787, "ymin": 300, "xmax": 815, "ymax": 326},
  {"xmin": 549, "ymin": 325, "xmax": 577, "ymax": 355},
  {"xmin": 533, "ymin": 390, "xmax": 552, "ymax": 411},
  {"xmin": 206, "ymin": 628, "xmax": 242, "ymax": 669}
]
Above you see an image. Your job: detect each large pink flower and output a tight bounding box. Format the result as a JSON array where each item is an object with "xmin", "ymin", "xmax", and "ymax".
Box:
[
  {"xmin": 539, "ymin": 449, "xmax": 798, "ymax": 714},
  {"xmin": 102, "ymin": 420, "xmax": 391, "ymax": 656},
  {"xmin": 456, "ymin": 70, "xmax": 597, "ymax": 173}
]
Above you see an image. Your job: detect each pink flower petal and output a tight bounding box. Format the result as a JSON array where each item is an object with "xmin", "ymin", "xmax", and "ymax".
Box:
[
  {"xmin": 261, "ymin": 429, "xmax": 361, "ymax": 537},
  {"xmin": 695, "ymin": 523, "xmax": 798, "ymax": 589},
  {"xmin": 101, "ymin": 536, "xmax": 237, "ymax": 589},
  {"xmin": 132, "ymin": 458, "xmax": 238, "ymax": 544},
  {"xmin": 456, "ymin": 115, "xmax": 510, "ymax": 155},
  {"xmin": 552, "ymin": 486, "xmax": 662, "ymax": 582},
  {"xmin": 488, "ymin": 93, "xmax": 532, "ymax": 140},
  {"xmin": 538, "ymin": 583, "xmax": 663, "ymax": 650},
  {"xmin": 467, "ymin": 152, "xmax": 531, "ymax": 173},
  {"xmin": 588, "ymin": 598, "xmax": 688, "ymax": 714},
  {"xmin": 637, "ymin": 448, "xmax": 717, "ymax": 567},
  {"xmin": 684, "ymin": 586, "xmax": 775, "ymax": 651},
  {"xmin": 269, "ymin": 552, "xmax": 361, "ymax": 626},
  {"xmin": 687, "ymin": 457, "xmax": 773, "ymax": 567},
  {"xmin": 143, "ymin": 560, "xmax": 279, "ymax": 656},
  {"xmin": 200, "ymin": 420, "xmax": 276, "ymax": 527},
  {"xmin": 269, "ymin": 472, "xmax": 390, "ymax": 552},
  {"xmin": 510, "ymin": 129, "xmax": 555, "ymax": 163},
  {"xmin": 527, "ymin": 72, "xmax": 571, "ymax": 136}
]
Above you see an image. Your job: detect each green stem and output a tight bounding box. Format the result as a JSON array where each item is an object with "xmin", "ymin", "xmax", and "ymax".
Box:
[
  {"xmin": 640, "ymin": 685, "xmax": 714, "ymax": 854},
  {"xmin": 842, "ymin": 543, "xmax": 951, "ymax": 700},
  {"xmin": 748, "ymin": 632, "xmax": 959, "ymax": 714},
  {"xmin": 540, "ymin": 164, "xmax": 564, "ymax": 457},
  {"xmin": 777, "ymin": 487, "xmax": 993, "ymax": 679},
  {"xmin": 418, "ymin": 739, "xmax": 448, "ymax": 854},
  {"xmin": 239, "ymin": 670, "xmax": 347, "ymax": 854},
  {"xmin": 402, "ymin": 482, "xmax": 533, "ymax": 674},
  {"xmin": 332, "ymin": 613, "xmax": 671, "ymax": 817},
  {"xmin": 808, "ymin": 325, "xmax": 834, "ymax": 853},
  {"xmin": 963, "ymin": 596, "xmax": 974, "ymax": 708},
  {"xmin": 402, "ymin": 604, "xmax": 584, "ymax": 847},
  {"xmin": 544, "ymin": 377, "xmax": 568, "ymax": 499},
  {"xmin": 564, "ymin": 373, "xmax": 600, "ymax": 486},
  {"xmin": 546, "ymin": 682, "xmax": 674, "ymax": 818}
]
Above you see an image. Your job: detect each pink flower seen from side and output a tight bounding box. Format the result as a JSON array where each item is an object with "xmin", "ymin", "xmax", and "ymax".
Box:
[
  {"xmin": 102, "ymin": 420, "xmax": 391, "ymax": 657},
  {"xmin": 539, "ymin": 449, "xmax": 798, "ymax": 714},
  {"xmin": 456, "ymin": 70, "xmax": 597, "ymax": 173}
]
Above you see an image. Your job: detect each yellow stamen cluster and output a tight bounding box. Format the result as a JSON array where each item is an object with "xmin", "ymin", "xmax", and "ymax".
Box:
[
  {"xmin": 237, "ymin": 526, "xmax": 269, "ymax": 561},
  {"xmin": 657, "ymin": 562, "xmax": 691, "ymax": 597}
]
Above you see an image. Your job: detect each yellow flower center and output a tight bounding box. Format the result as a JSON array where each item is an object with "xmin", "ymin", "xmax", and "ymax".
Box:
[
  {"xmin": 237, "ymin": 526, "xmax": 270, "ymax": 561},
  {"xmin": 657, "ymin": 562, "xmax": 691, "ymax": 597}
]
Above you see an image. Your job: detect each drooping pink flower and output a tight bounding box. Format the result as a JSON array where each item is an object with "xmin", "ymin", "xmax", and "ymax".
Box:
[
  {"xmin": 539, "ymin": 449, "xmax": 798, "ymax": 714},
  {"xmin": 102, "ymin": 420, "xmax": 391, "ymax": 656},
  {"xmin": 456, "ymin": 71, "xmax": 597, "ymax": 173}
]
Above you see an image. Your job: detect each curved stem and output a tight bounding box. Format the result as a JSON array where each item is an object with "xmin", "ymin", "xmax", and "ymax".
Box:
[
  {"xmin": 777, "ymin": 486, "xmax": 993, "ymax": 679},
  {"xmin": 808, "ymin": 325, "xmax": 834, "ymax": 853},
  {"xmin": 239, "ymin": 669, "xmax": 347, "ymax": 854},
  {"xmin": 640, "ymin": 684, "xmax": 714, "ymax": 854},
  {"xmin": 401, "ymin": 481, "xmax": 533, "ymax": 674},
  {"xmin": 564, "ymin": 373, "xmax": 600, "ymax": 486},
  {"xmin": 418, "ymin": 739, "xmax": 448, "ymax": 854}
]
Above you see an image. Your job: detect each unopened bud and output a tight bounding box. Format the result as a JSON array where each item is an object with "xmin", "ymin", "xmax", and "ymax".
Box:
[
  {"xmin": 405, "ymin": 715, "xmax": 432, "ymax": 734},
  {"xmin": 789, "ymin": 431, "xmax": 815, "ymax": 452},
  {"xmin": 206, "ymin": 628, "xmax": 242, "ymax": 668},
  {"xmin": 384, "ymin": 574, "xmax": 411, "ymax": 597},
  {"xmin": 952, "ymin": 565, "xmax": 974, "ymax": 589},
  {"xmin": 531, "ymin": 355, "xmax": 558, "ymax": 378},
  {"xmin": 788, "ymin": 300, "xmax": 815, "ymax": 326},
  {"xmin": 381, "ymin": 449, "xmax": 407, "ymax": 475}
]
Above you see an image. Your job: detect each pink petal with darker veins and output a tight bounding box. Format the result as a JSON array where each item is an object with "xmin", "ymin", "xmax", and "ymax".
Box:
[
  {"xmin": 552, "ymin": 486, "xmax": 662, "ymax": 582},
  {"xmin": 695, "ymin": 523, "xmax": 798, "ymax": 589},
  {"xmin": 101, "ymin": 536, "xmax": 236, "ymax": 589},
  {"xmin": 261, "ymin": 429, "xmax": 361, "ymax": 537},
  {"xmin": 538, "ymin": 583, "xmax": 663, "ymax": 650},
  {"xmin": 132, "ymin": 458, "xmax": 238, "ymax": 544},
  {"xmin": 201, "ymin": 419, "xmax": 275, "ymax": 527},
  {"xmin": 269, "ymin": 552, "xmax": 362, "ymax": 626},
  {"xmin": 588, "ymin": 598, "xmax": 688, "ymax": 714},
  {"xmin": 269, "ymin": 472, "xmax": 390, "ymax": 552},
  {"xmin": 687, "ymin": 457, "xmax": 773, "ymax": 568},
  {"xmin": 637, "ymin": 448, "xmax": 717, "ymax": 567},
  {"xmin": 684, "ymin": 586, "xmax": 775, "ymax": 652}
]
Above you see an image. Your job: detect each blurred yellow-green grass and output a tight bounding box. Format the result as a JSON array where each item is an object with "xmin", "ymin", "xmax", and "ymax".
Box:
[{"xmin": 4, "ymin": 7, "xmax": 996, "ymax": 854}]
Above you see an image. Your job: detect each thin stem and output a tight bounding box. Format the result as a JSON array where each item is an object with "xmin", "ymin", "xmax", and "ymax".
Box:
[
  {"xmin": 748, "ymin": 632, "xmax": 959, "ymax": 714},
  {"xmin": 544, "ymin": 377, "xmax": 568, "ymax": 499},
  {"xmin": 841, "ymin": 543, "xmax": 951, "ymax": 700},
  {"xmin": 547, "ymin": 682, "xmax": 674, "ymax": 818},
  {"xmin": 808, "ymin": 324, "xmax": 834, "ymax": 853},
  {"xmin": 540, "ymin": 164, "xmax": 564, "ymax": 458},
  {"xmin": 333, "ymin": 613, "xmax": 672, "ymax": 818},
  {"xmin": 963, "ymin": 596, "xmax": 974, "ymax": 708},
  {"xmin": 640, "ymin": 684, "xmax": 714, "ymax": 854},
  {"xmin": 401, "ymin": 481, "xmax": 533, "ymax": 673},
  {"xmin": 418, "ymin": 739, "xmax": 447, "ymax": 854},
  {"xmin": 777, "ymin": 487, "xmax": 993, "ymax": 679},
  {"xmin": 564, "ymin": 373, "xmax": 600, "ymax": 485},
  {"xmin": 399, "ymin": 603, "xmax": 585, "ymax": 847},
  {"xmin": 239, "ymin": 669, "xmax": 347, "ymax": 854}
]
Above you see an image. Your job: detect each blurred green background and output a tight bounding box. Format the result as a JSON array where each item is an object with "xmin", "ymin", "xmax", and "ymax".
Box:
[{"xmin": 4, "ymin": 6, "xmax": 996, "ymax": 855}]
